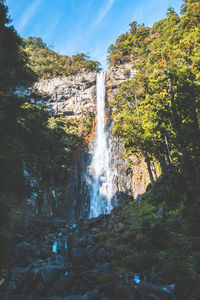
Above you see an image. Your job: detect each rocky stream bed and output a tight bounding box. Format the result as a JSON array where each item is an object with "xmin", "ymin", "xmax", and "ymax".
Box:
[{"xmin": 1, "ymin": 200, "xmax": 194, "ymax": 300}]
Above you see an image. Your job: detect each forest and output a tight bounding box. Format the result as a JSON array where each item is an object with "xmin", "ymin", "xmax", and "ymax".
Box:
[
  {"xmin": 106, "ymin": 0, "xmax": 200, "ymax": 288},
  {"xmin": 0, "ymin": 0, "xmax": 97, "ymax": 263},
  {"xmin": 0, "ymin": 0, "xmax": 200, "ymax": 299}
]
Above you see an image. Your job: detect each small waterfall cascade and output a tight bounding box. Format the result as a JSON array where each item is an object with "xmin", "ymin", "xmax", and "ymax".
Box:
[{"xmin": 87, "ymin": 71, "xmax": 114, "ymax": 218}]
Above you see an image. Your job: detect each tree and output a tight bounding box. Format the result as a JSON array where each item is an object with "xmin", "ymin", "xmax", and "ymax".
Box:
[
  {"xmin": 110, "ymin": 0, "xmax": 200, "ymax": 186},
  {"xmin": 23, "ymin": 38, "xmax": 101, "ymax": 79}
]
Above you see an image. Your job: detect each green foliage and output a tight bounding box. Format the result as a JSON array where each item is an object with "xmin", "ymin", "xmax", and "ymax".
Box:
[
  {"xmin": 96, "ymin": 170, "xmax": 200, "ymax": 283},
  {"xmin": 110, "ymin": 0, "xmax": 200, "ymax": 181},
  {"xmin": 23, "ymin": 37, "xmax": 101, "ymax": 79},
  {"xmin": 0, "ymin": 1, "xmax": 97, "ymax": 267},
  {"xmin": 107, "ymin": 22, "xmax": 150, "ymax": 66},
  {"xmin": 0, "ymin": 1, "xmax": 35, "ymax": 91},
  {"xmin": 17, "ymin": 104, "xmax": 86, "ymax": 215},
  {"xmin": 105, "ymin": 0, "xmax": 200, "ymax": 285}
]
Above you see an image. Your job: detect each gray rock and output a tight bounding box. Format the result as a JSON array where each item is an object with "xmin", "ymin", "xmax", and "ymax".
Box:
[
  {"xmin": 64, "ymin": 296, "xmax": 88, "ymax": 300},
  {"xmin": 14, "ymin": 241, "xmax": 38, "ymax": 263},
  {"xmin": 95, "ymin": 248, "xmax": 106, "ymax": 263},
  {"xmin": 4, "ymin": 266, "xmax": 30, "ymax": 295},
  {"xmin": 114, "ymin": 284, "xmax": 134, "ymax": 299},
  {"xmin": 156, "ymin": 208, "xmax": 164, "ymax": 219},
  {"xmin": 70, "ymin": 247, "xmax": 95, "ymax": 267},
  {"xmin": 39, "ymin": 265, "xmax": 59, "ymax": 284},
  {"xmin": 136, "ymin": 193, "xmax": 142, "ymax": 204},
  {"xmin": 33, "ymin": 72, "xmax": 97, "ymax": 118},
  {"xmin": 54, "ymin": 277, "xmax": 69, "ymax": 294},
  {"xmin": 97, "ymin": 263, "xmax": 113, "ymax": 275},
  {"xmin": 117, "ymin": 222, "xmax": 125, "ymax": 231}
]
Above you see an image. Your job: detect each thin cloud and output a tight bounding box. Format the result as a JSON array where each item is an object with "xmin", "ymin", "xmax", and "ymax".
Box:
[
  {"xmin": 41, "ymin": 13, "xmax": 63, "ymax": 41},
  {"xmin": 56, "ymin": 0, "xmax": 117, "ymax": 62},
  {"xmin": 96, "ymin": 0, "xmax": 116, "ymax": 25},
  {"xmin": 70, "ymin": 0, "xmax": 116, "ymax": 46},
  {"xmin": 17, "ymin": 0, "xmax": 42, "ymax": 32}
]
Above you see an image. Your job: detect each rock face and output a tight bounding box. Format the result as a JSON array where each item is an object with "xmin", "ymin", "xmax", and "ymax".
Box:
[
  {"xmin": 63, "ymin": 132, "xmax": 133, "ymax": 222},
  {"xmin": 19, "ymin": 65, "xmax": 150, "ymax": 220},
  {"xmin": 131, "ymin": 155, "xmax": 150, "ymax": 199},
  {"xmin": 108, "ymin": 123, "xmax": 133, "ymax": 204},
  {"xmin": 0, "ymin": 213, "xmax": 182, "ymax": 300},
  {"xmin": 33, "ymin": 71, "xmax": 97, "ymax": 117},
  {"xmin": 64, "ymin": 149, "xmax": 91, "ymax": 223},
  {"xmin": 106, "ymin": 63, "xmax": 137, "ymax": 88},
  {"xmin": 48, "ymin": 67, "xmax": 136, "ymax": 221},
  {"xmin": 106, "ymin": 64, "xmax": 150, "ymax": 199}
]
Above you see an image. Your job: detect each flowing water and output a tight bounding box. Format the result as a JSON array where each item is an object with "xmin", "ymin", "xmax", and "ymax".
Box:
[{"xmin": 87, "ymin": 71, "xmax": 114, "ymax": 218}]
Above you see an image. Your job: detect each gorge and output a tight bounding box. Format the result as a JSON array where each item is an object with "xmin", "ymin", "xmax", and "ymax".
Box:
[{"xmin": 0, "ymin": 0, "xmax": 200, "ymax": 299}]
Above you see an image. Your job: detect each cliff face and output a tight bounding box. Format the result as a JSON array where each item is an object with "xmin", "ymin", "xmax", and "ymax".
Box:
[
  {"xmin": 24, "ymin": 66, "xmax": 150, "ymax": 220},
  {"xmin": 33, "ymin": 71, "xmax": 97, "ymax": 117},
  {"xmin": 106, "ymin": 64, "xmax": 150, "ymax": 200}
]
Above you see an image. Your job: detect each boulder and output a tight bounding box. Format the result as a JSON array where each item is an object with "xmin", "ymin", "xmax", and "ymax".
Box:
[
  {"xmin": 114, "ymin": 284, "xmax": 136, "ymax": 299},
  {"xmin": 4, "ymin": 266, "xmax": 30, "ymax": 295},
  {"xmin": 156, "ymin": 208, "xmax": 164, "ymax": 219},
  {"xmin": 70, "ymin": 248, "xmax": 95, "ymax": 267},
  {"xmin": 95, "ymin": 248, "xmax": 106, "ymax": 263},
  {"xmin": 14, "ymin": 241, "xmax": 39, "ymax": 263}
]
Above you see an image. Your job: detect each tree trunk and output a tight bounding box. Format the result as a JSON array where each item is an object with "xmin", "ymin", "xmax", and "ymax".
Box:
[
  {"xmin": 164, "ymin": 136, "xmax": 172, "ymax": 164},
  {"xmin": 151, "ymin": 157, "xmax": 158, "ymax": 180},
  {"xmin": 156, "ymin": 148, "xmax": 167, "ymax": 173},
  {"xmin": 144, "ymin": 152, "xmax": 155, "ymax": 187}
]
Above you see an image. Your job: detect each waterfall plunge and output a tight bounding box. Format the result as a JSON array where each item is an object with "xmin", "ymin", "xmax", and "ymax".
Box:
[{"xmin": 87, "ymin": 71, "xmax": 114, "ymax": 218}]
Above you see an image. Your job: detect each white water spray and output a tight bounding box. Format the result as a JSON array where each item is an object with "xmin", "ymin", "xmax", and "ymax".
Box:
[{"xmin": 87, "ymin": 72, "xmax": 114, "ymax": 218}]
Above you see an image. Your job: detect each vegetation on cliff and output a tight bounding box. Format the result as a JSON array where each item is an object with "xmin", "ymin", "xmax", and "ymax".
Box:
[
  {"xmin": 0, "ymin": 0, "xmax": 95, "ymax": 267},
  {"xmin": 106, "ymin": 0, "xmax": 200, "ymax": 292},
  {"xmin": 109, "ymin": 0, "xmax": 200, "ymax": 180},
  {"xmin": 0, "ymin": 0, "xmax": 200, "ymax": 297},
  {"xmin": 94, "ymin": 170, "xmax": 200, "ymax": 297},
  {"xmin": 23, "ymin": 37, "xmax": 101, "ymax": 79}
]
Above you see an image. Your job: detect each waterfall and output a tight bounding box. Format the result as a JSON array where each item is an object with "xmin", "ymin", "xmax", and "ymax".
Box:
[{"xmin": 87, "ymin": 71, "xmax": 114, "ymax": 218}]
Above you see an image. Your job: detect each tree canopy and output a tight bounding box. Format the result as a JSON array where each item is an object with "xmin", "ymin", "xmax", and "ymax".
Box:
[
  {"xmin": 23, "ymin": 37, "xmax": 101, "ymax": 79},
  {"xmin": 0, "ymin": 0, "xmax": 96, "ymax": 264},
  {"xmin": 109, "ymin": 2, "xmax": 200, "ymax": 180}
]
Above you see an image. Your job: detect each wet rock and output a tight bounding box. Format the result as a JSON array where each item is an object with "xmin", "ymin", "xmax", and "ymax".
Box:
[
  {"xmin": 63, "ymin": 296, "xmax": 88, "ymax": 300},
  {"xmin": 136, "ymin": 283, "xmax": 173, "ymax": 300},
  {"xmin": 68, "ymin": 233, "xmax": 95, "ymax": 256},
  {"xmin": 54, "ymin": 254, "xmax": 67, "ymax": 265},
  {"xmin": 70, "ymin": 247, "xmax": 95, "ymax": 267},
  {"xmin": 14, "ymin": 241, "xmax": 38, "ymax": 263},
  {"xmin": 99, "ymin": 280, "xmax": 116, "ymax": 298},
  {"xmin": 0, "ymin": 295, "xmax": 47, "ymax": 300},
  {"xmin": 86, "ymin": 289, "xmax": 103, "ymax": 300},
  {"xmin": 15, "ymin": 233, "xmax": 24, "ymax": 243},
  {"xmin": 97, "ymin": 263, "xmax": 113, "ymax": 275},
  {"xmin": 20, "ymin": 263, "xmax": 65, "ymax": 295},
  {"xmin": 49, "ymin": 297, "xmax": 66, "ymax": 300},
  {"xmin": 39, "ymin": 245, "xmax": 52, "ymax": 259},
  {"xmin": 54, "ymin": 277, "xmax": 69, "ymax": 294},
  {"xmin": 114, "ymin": 284, "xmax": 135, "ymax": 299},
  {"xmin": 35, "ymin": 281, "xmax": 45, "ymax": 295},
  {"xmin": 88, "ymin": 214, "xmax": 109, "ymax": 228},
  {"xmin": 174, "ymin": 276, "xmax": 196, "ymax": 300},
  {"xmin": 95, "ymin": 248, "xmax": 106, "ymax": 263},
  {"xmin": 4, "ymin": 266, "xmax": 31, "ymax": 295},
  {"xmin": 117, "ymin": 222, "xmax": 125, "ymax": 231},
  {"xmin": 39, "ymin": 265, "xmax": 63, "ymax": 284},
  {"xmin": 156, "ymin": 208, "xmax": 164, "ymax": 219}
]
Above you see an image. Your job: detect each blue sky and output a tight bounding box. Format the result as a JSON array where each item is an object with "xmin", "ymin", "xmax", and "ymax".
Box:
[{"xmin": 6, "ymin": 0, "xmax": 183, "ymax": 69}]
